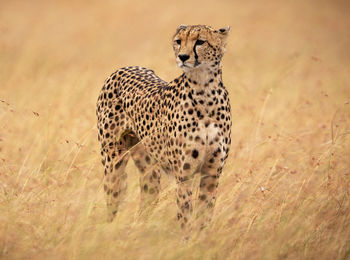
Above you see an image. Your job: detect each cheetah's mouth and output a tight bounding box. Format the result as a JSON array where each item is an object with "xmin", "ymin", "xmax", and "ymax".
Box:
[
  {"xmin": 180, "ymin": 63, "xmax": 190, "ymax": 68},
  {"xmin": 179, "ymin": 61, "xmax": 201, "ymax": 70},
  {"xmin": 178, "ymin": 62, "xmax": 192, "ymax": 71}
]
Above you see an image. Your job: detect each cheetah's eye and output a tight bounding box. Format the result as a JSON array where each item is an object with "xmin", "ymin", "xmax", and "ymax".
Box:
[
  {"xmin": 195, "ymin": 39, "xmax": 206, "ymax": 45},
  {"xmin": 175, "ymin": 39, "xmax": 181, "ymax": 45}
]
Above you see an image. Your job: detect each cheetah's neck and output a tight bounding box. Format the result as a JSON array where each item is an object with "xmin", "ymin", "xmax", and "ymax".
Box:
[
  {"xmin": 181, "ymin": 65, "xmax": 224, "ymax": 100},
  {"xmin": 175, "ymin": 64, "xmax": 227, "ymax": 124},
  {"xmin": 184, "ymin": 65, "xmax": 222, "ymax": 87}
]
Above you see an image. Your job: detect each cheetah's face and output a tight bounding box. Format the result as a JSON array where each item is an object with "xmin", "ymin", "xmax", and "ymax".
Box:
[{"xmin": 172, "ymin": 25, "xmax": 230, "ymax": 72}]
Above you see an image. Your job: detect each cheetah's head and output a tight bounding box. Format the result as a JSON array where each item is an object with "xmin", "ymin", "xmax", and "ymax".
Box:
[{"xmin": 172, "ymin": 25, "xmax": 230, "ymax": 72}]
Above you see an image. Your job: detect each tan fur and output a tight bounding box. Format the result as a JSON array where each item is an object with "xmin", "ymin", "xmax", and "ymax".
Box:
[{"xmin": 96, "ymin": 25, "xmax": 232, "ymax": 230}]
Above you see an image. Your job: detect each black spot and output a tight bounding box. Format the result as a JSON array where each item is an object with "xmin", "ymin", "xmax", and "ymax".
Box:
[
  {"xmin": 199, "ymin": 194, "xmax": 207, "ymax": 201},
  {"xmin": 184, "ymin": 201, "xmax": 190, "ymax": 209},
  {"xmin": 115, "ymin": 160, "xmax": 123, "ymax": 169},
  {"xmin": 188, "ymin": 92, "xmax": 193, "ymax": 100},
  {"xmin": 192, "ymin": 149, "xmax": 199, "ymax": 159},
  {"xmin": 152, "ymin": 170, "xmax": 158, "ymax": 178},
  {"xmin": 183, "ymin": 163, "xmax": 191, "ymax": 170},
  {"xmin": 197, "ymin": 111, "xmax": 203, "ymax": 119},
  {"xmin": 208, "ymin": 184, "xmax": 216, "ymax": 192}
]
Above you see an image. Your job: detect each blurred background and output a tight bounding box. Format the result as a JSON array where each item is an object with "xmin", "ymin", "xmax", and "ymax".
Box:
[
  {"xmin": 0, "ymin": 0, "xmax": 349, "ymax": 259},
  {"xmin": 1, "ymin": 0, "xmax": 350, "ymax": 89}
]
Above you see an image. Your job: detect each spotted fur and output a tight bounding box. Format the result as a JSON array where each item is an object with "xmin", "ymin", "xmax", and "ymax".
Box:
[{"xmin": 96, "ymin": 25, "xmax": 232, "ymax": 229}]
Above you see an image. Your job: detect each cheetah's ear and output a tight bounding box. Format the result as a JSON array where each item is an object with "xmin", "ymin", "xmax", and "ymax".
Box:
[
  {"xmin": 218, "ymin": 26, "xmax": 230, "ymax": 36},
  {"xmin": 176, "ymin": 24, "xmax": 187, "ymax": 33},
  {"xmin": 218, "ymin": 26, "xmax": 230, "ymax": 51}
]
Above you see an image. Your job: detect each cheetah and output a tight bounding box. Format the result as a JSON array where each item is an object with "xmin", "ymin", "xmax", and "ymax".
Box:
[{"xmin": 96, "ymin": 25, "xmax": 232, "ymax": 229}]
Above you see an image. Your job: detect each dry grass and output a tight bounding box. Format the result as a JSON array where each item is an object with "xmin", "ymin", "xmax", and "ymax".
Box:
[{"xmin": 1, "ymin": 0, "xmax": 350, "ymax": 259}]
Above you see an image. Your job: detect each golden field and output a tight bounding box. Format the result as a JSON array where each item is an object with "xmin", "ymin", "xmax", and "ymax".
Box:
[{"xmin": 0, "ymin": 0, "xmax": 350, "ymax": 259}]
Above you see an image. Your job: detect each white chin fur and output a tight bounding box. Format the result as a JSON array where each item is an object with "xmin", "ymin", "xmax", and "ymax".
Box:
[{"xmin": 177, "ymin": 63, "xmax": 193, "ymax": 71}]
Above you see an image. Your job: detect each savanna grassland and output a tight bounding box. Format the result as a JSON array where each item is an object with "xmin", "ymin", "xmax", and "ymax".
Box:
[{"xmin": 1, "ymin": 0, "xmax": 350, "ymax": 259}]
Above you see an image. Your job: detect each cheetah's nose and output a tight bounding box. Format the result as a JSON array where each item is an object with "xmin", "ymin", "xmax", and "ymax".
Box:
[{"xmin": 178, "ymin": 54, "xmax": 190, "ymax": 62}]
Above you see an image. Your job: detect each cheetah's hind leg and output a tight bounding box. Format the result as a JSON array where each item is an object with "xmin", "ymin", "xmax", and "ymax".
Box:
[
  {"xmin": 131, "ymin": 145, "xmax": 161, "ymax": 216},
  {"xmin": 101, "ymin": 129, "xmax": 139, "ymax": 222}
]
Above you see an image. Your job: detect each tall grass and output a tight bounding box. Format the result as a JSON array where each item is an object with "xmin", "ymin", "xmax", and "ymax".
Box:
[{"xmin": 1, "ymin": 0, "xmax": 349, "ymax": 259}]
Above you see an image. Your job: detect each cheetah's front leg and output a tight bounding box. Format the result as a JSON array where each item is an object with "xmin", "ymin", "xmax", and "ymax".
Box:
[
  {"xmin": 176, "ymin": 176, "xmax": 195, "ymax": 230},
  {"xmin": 196, "ymin": 155, "xmax": 224, "ymax": 230}
]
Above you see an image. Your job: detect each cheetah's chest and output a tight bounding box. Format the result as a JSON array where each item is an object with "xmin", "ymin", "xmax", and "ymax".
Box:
[{"xmin": 197, "ymin": 120, "xmax": 220, "ymax": 144}]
